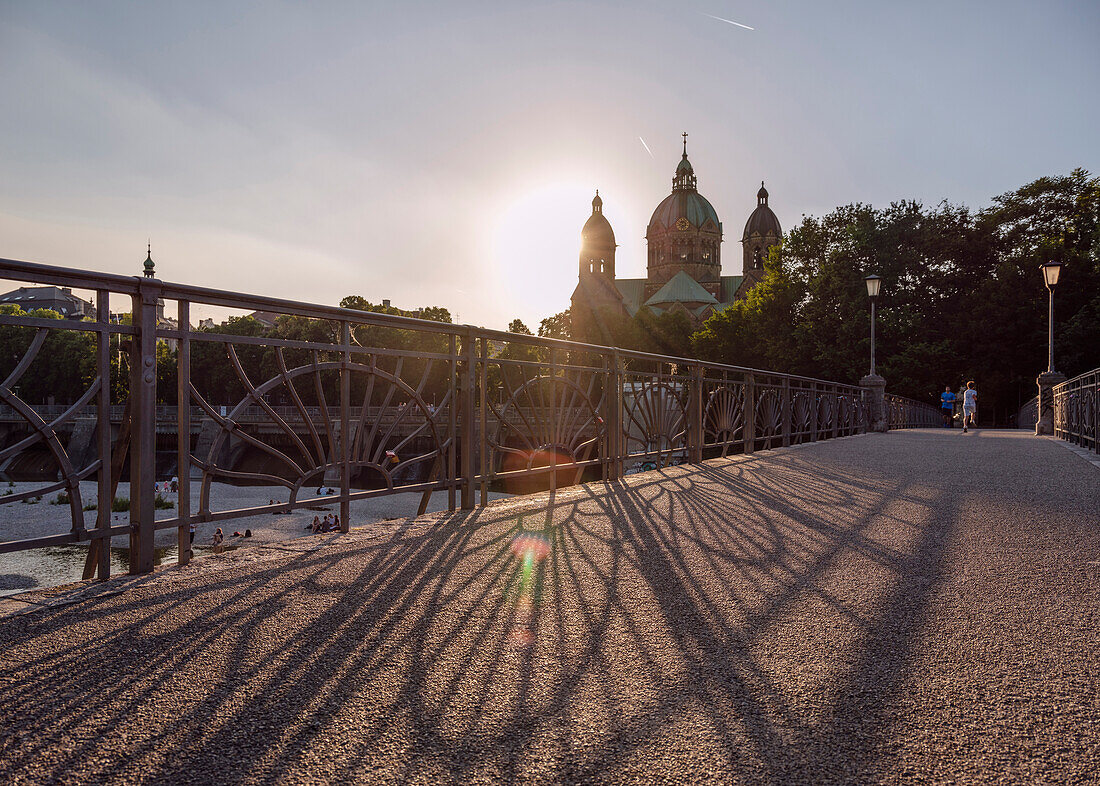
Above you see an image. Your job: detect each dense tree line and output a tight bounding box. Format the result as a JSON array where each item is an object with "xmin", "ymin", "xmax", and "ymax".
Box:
[{"xmin": 689, "ymin": 170, "xmax": 1099, "ymax": 423}]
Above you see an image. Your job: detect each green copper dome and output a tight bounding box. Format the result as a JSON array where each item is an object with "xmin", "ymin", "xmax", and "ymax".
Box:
[
  {"xmin": 648, "ymin": 136, "xmax": 721, "ymax": 232},
  {"xmin": 648, "ymin": 190, "xmax": 721, "ymax": 231}
]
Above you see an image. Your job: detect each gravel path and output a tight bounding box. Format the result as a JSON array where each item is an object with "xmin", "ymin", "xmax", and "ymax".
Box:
[{"xmin": 1, "ymin": 429, "xmax": 1097, "ymax": 784}]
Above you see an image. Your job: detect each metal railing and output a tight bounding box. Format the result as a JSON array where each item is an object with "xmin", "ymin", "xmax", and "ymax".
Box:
[
  {"xmin": 885, "ymin": 394, "xmax": 942, "ymax": 429},
  {"xmin": 0, "ymin": 257, "xmax": 939, "ymax": 579},
  {"xmin": 1053, "ymin": 367, "xmax": 1099, "ymax": 455}
]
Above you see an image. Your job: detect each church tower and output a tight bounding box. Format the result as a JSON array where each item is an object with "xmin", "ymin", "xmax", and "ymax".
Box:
[
  {"xmin": 741, "ymin": 182, "xmax": 782, "ymax": 291},
  {"xmin": 644, "ymin": 134, "xmax": 724, "ymax": 300},
  {"xmin": 579, "ymin": 191, "xmax": 616, "ymax": 280},
  {"xmin": 570, "ymin": 190, "xmax": 625, "ymax": 343}
]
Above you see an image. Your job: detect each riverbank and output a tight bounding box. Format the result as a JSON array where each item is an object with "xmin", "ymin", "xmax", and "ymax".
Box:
[{"xmin": 0, "ymin": 480, "xmax": 509, "ymax": 596}]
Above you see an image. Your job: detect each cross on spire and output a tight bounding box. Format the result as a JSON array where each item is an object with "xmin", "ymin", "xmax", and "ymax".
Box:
[{"xmin": 682, "ymin": 132, "xmax": 688, "ymax": 156}]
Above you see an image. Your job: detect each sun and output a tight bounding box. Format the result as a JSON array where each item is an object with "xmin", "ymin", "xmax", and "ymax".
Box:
[{"xmin": 489, "ymin": 182, "xmax": 596, "ymax": 329}]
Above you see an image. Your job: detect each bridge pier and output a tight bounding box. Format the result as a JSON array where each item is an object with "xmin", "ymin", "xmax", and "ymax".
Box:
[
  {"xmin": 860, "ymin": 374, "xmax": 888, "ymax": 432},
  {"xmin": 1034, "ymin": 371, "xmax": 1065, "ymax": 435}
]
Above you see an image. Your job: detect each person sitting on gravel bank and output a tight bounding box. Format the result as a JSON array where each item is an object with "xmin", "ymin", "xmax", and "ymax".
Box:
[
  {"xmin": 309, "ymin": 515, "xmax": 322, "ymax": 533},
  {"xmin": 212, "ymin": 528, "xmax": 224, "ymax": 547}
]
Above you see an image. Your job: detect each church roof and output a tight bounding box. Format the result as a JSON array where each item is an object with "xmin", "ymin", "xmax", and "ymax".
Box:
[
  {"xmin": 582, "ymin": 190, "xmax": 615, "ymax": 245},
  {"xmin": 648, "ymin": 136, "xmax": 721, "ymax": 233},
  {"xmin": 720, "ymin": 276, "xmax": 744, "ymax": 302},
  {"xmin": 582, "ymin": 211, "xmax": 615, "ymax": 244},
  {"xmin": 645, "ymin": 271, "xmax": 718, "ymax": 307},
  {"xmin": 742, "ymin": 181, "xmax": 781, "ymax": 240},
  {"xmin": 615, "ymin": 278, "xmax": 646, "ymax": 315},
  {"xmin": 649, "ymin": 191, "xmax": 721, "ymax": 232}
]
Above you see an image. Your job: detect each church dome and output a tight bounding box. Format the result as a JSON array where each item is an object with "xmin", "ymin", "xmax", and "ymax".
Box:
[
  {"xmin": 582, "ymin": 190, "xmax": 615, "ymax": 244},
  {"xmin": 742, "ymin": 181, "xmax": 781, "ymax": 240},
  {"xmin": 647, "ymin": 138, "xmax": 721, "ymax": 232},
  {"xmin": 648, "ymin": 190, "xmax": 720, "ymax": 231}
]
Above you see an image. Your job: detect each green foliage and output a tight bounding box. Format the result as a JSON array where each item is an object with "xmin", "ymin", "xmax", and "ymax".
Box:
[
  {"xmin": 50, "ymin": 492, "xmax": 70, "ymax": 506},
  {"xmin": 154, "ymin": 493, "xmax": 174, "ymax": 510},
  {"xmin": 538, "ymin": 309, "xmax": 571, "ymax": 341},
  {"xmin": 111, "ymin": 496, "xmax": 130, "ymax": 512},
  {"xmin": 689, "ymin": 169, "xmax": 1100, "ymax": 423},
  {"xmin": 83, "ymin": 500, "xmax": 97, "ymax": 511}
]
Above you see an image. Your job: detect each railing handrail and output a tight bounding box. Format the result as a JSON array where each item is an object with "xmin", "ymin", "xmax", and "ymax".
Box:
[{"xmin": 4, "ymin": 256, "xmax": 866, "ymax": 390}]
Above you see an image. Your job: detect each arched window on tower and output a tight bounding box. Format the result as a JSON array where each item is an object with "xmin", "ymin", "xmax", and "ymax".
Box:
[{"xmin": 753, "ymin": 247, "xmax": 763, "ymax": 269}]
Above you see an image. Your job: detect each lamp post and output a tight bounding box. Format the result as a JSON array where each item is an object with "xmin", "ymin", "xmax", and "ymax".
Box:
[
  {"xmin": 1041, "ymin": 260, "xmax": 1062, "ymax": 374},
  {"xmin": 1035, "ymin": 260, "xmax": 1065, "ymax": 435},
  {"xmin": 864, "ymin": 274, "xmax": 882, "ymax": 376},
  {"xmin": 860, "ymin": 274, "xmax": 887, "ymax": 432}
]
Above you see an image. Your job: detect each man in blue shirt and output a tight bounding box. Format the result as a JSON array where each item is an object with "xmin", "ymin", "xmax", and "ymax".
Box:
[{"xmin": 940, "ymin": 386, "xmax": 956, "ymax": 428}]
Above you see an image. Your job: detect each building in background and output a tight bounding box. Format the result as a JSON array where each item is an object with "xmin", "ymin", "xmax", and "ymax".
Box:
[
  {"xmin": 571, "ymin": 136, "xmax": 782, "ymax": 340},
  {"xmin": 0, "ymin": 286, "xmax": 96, "ymax": 319}
]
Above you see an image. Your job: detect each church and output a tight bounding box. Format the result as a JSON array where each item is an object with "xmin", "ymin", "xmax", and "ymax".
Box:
[{"xmin": 570, "ymin": 135, "xmax": 782, "ymax": 340}]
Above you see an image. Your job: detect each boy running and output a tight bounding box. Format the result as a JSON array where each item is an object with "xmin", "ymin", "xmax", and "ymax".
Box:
[{"xmin": 961, "ymin": 381, "xmax": 978, "ymax": 432}]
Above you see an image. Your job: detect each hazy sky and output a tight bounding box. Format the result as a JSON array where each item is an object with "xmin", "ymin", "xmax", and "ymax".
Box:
[{"xmin": 2, "ymin": 1, "xmax": 1097, "ymax": 329}]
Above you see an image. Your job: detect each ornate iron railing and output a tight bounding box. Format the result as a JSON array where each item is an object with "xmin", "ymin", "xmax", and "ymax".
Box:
[
  {"xmin": 1053, "ymin": 367, "xmax": 1100, "ymax": 455},
  {"xmin": 885, "ymin": 394, "xmax": 941, "ymax": 429},
  {"xmin": 0, "ymin": 258, "xmax": 938, "ymax": 579}
]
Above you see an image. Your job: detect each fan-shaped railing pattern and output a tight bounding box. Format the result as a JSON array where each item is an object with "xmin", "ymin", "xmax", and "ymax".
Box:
[
  {"xmin": 0, "ymin": 327, "xmax": 100, "ymax": 531},
  {"xmin": 1053, "ymin": 367, "xmax": 1100, "ymax": 455},
  {"xmin": 190, "ymin": 347, "xmax": 450, "ymax": 518},
  {"xmin": 487, "ymin": 368, "xmax": 604, "ymax": 485},
  {"xmin": 754, "ymin": 388, "xmax": 783, "ymax": 448},
  {"xmin": 623, "ymin": 380, "xmax": 687, "ymax": 467},
  {"xmin": 703, "ymin": 384, "xmax": 744, "ymax": 456}
]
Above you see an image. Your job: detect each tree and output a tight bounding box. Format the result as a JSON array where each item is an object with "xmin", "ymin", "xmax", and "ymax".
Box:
[{"xmin": 538, "ymin": 309, "xmax": 571, "ymax": 341}]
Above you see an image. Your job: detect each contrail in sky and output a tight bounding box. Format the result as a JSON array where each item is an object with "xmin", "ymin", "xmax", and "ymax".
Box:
[
  {"xmin": 638, "ymin": 136, "xmax": 654, "ymax": 157},
  {"xmin": 701, "ymin": 13, "xmax": 754, "ymax": 30}
]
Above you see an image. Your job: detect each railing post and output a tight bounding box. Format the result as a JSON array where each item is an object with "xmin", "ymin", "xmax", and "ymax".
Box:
[
  {"xmin": 339, "ymin": 321, "xmax": 350, "ymax": 533},
  {"xmin": 479, "ymin": 337, "xmax": 488, "ymax": 506},
  {"xmin": 177, "ymin": 299, "xmax": 191, "ymax": 564},
  {"xmin": 809, "ymin": 382, "xmax": 818, "ymax": 442},
  {"xmin": 604, "ymin": 351, "xmax": 623, "ymax": 481},
  {"xmin": 689, "ymin": 363, "xmax": 703, "ymax": 464},
  {"xmin": 95, "ymin": 289, "xmax": 112, "ymax": 579},
  {"xmin": 460, "ymin": 327, "xmax": 476, "ymax": 509},
  {"xmin": 129, "ymin": 279, "xmax": 159, "ymax": 574},
  {"xmin": 743, "ymin": 372, "xmax": 756, "ymax": 454},
  {"xmin": 781, "ymin": 377, "xmax": 791, "ymax": 448},
  {"xmin": 832, "ymin": 384, "xmax": 840, "ymax": 440}
]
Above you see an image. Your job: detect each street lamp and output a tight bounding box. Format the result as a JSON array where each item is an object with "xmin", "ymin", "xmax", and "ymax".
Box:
[
  {"xmin": 864, "ymin": 274, "xmax": 882, "ymax": 376},
  {"xmin": 1040, "ymin": 261, "xmax": 1062, "ymax": 373}
]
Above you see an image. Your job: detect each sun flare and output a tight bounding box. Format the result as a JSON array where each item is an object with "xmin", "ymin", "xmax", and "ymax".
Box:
[{"xmin": 489, "ymin": 182, "xmax": 599, "ymax": 328}]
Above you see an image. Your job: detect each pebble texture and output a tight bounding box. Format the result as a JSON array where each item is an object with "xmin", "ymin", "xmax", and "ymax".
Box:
[{"xmin": 1, "ymin": 429, "xmax": 1097, "ymax": 785}]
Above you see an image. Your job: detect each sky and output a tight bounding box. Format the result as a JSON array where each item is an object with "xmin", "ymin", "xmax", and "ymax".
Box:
[{"xmin": 1, "ymin": 1, "xmax": 1098, "ymax": 329}]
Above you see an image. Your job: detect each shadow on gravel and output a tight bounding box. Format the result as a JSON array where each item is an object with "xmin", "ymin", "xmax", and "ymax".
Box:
[{"xmin": 0, "ymin": 449, "xmax": 960, "ymax": 784}]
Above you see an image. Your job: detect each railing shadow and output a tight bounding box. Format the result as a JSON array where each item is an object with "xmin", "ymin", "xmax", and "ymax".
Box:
[{"xmin": 0, "ymin": 445, "xmax": 958, "ymax": 783}]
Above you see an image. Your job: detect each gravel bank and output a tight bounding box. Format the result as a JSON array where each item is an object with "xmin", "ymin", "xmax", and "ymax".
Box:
[{"xmin": 0, "ymin": 430, "xmax": 1097, "ymax": 784}]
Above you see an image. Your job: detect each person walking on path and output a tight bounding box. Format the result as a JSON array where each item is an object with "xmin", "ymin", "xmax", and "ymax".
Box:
[
  {"xmin": 940, "ymin": 386, "xmax": 956, "ymax": 428},
  {"xmin": 961, "ymin": 381, "xmax": 978, "ymax": 432}
]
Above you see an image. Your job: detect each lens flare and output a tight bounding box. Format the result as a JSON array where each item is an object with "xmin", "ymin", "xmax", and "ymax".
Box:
[{"xmin": 507, "ymin": 530, "xmax": 551, "ymax": 648}]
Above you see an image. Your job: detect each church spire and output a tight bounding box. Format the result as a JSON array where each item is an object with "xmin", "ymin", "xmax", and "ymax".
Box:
[{"xmin": 673, "ymin": 133, "xmax": 697, "ymax": 192}]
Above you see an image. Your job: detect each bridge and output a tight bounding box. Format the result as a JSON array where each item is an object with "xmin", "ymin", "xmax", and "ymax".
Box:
[
  {"xmin": 0, "ymin": 257, "xmax": 1097, "ymax": 782},
  {"xmin": 1, "ymin": 427, "xmax": 1097, "ymax": 783}
]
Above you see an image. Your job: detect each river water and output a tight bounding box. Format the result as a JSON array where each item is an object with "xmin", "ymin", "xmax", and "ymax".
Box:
[{"xmin": 1, "ymin": 544, "xmax": 178, "ymax": 598}]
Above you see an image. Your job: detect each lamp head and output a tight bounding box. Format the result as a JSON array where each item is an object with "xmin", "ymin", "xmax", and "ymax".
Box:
[
  {"xmin": 1041, "ymin": 260, "xmax": 1062, "ymax": 289},
  {"xmin": 864, "ymin": 274, "xmax": 882, "ymax": 298}
]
